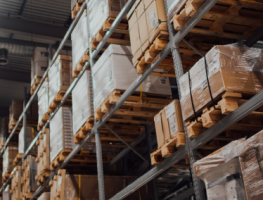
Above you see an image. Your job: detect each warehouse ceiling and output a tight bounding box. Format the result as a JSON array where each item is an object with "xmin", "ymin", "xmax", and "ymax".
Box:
[{"xmin": 0, "ymin": 0, "xmax": 72, "ymax": 116}]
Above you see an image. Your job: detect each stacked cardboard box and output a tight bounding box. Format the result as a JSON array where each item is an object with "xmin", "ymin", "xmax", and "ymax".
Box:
[
  {"xmin": 50, "ymin": 169, "xmax": 152, "ymax": 199},
  {"xmin": 92, "ymin": 44, "xmax": 172, "ymax": 112},
  {"xmin": 127, "ymin": 0, "xmax": 167, "ymax": 64},
  {"xmin": 37, "ymin": 81, "xmax": 49, "ymax": 125},
  {"xmin": 2, "ymin": 147, "xmax": 18, "ymax": 180},
  {"xmin": 48, "ymin": 55, "xmax": 72, "ymax": 109},
  {"xmin": 10, "ymin": 166, "xmax": 22, "ymax": 200},
  {"xmin": 179, "ymin": 43, "xmax": 263, "ymax": 121},
  {"xmin": 18, "ymin": 126, "xmax": 35, "ymax": 155},
  {"xmin": 35, "ymin": 129, "xmax": 50, "ymax": 185},
  {"xmin": 21, "ymin": 156, "xmax": 38, "ymax": 199},
  {"xmin": 0, "ymin": 117, "xmax": 9, "ymax": 148},
  {"xmin": 71, "ymin": 9, "xmax": 89, "ymax": 76},
  {"xmin": 72, "ymin": 70, "xmax": 93, "ymax": 136},
  {"xmin": 194, "ymin": 130, "xmax": 263, "ymax": 200}
]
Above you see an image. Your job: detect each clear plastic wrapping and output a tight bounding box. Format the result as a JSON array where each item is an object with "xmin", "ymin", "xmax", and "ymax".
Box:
[
  {"xmin": 179, "ymin": 43, "xmax": 263, "ymax": 121},
  {"xmin": 37, "ymin": 81, "xmax": 49, "ymax": 123},
  {"xmin": 92, "ymin": 44, "xmax": 172, "ymax": 111},
  {"xmin": 71, "ymin": 9, "xmax": 89, "ymax": 72},
  {"xmin": 50, "ymin": 106, "xmax": 74, "ymax": 162},
  {"xmin": 72, "ymin": 70, "xmax": 93, "ymax": 135},
  {"xmin": 88, "ymin": 0, "xmax": 127, "ymax": 40},
  {"xmin": 18, "ymin": 126, "xmax": 35, "ymax": 154},
  {"xmin": 2, "ymin": 147, "xmax": 18, "ymax": 177},
  {"xmin": 48, "ymin": 55, "xmax": 72, "ymax": 105}
]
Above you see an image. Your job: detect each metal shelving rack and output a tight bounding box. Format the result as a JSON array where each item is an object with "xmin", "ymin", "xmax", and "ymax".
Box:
[{"xmin": 1, "ymin": 0, "xmax": 263, "ymax": 199}]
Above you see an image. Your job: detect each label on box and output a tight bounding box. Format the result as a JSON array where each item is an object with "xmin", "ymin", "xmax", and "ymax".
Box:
[
  {"xmin": 165, "ymin": 103, "xmax": 175, "ymax": 119},
  {"xmin": 155, "ymin": 117, "xmax": 160, "ymax": 123},
  {"xmin": 150, "ymin": 9, "xmax": 157, "ymax": 29},
  {"xmin": 58, "ymin": 176, "xmax": 62, "ymax": 185},
  {"xmin": 169, "ymin": 115, "xmax": 177, "ymax": 135},
  {"xmin": 159, "ymin": 77, "xmax": 168, "ymax": 85}
]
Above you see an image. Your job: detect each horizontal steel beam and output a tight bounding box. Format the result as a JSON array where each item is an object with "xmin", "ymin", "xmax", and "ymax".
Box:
[{"xmin": 0, "ymin": 17, "xmax": 71, "ymax": 46}]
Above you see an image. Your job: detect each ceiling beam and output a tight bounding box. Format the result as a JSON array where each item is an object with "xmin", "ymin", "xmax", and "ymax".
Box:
[
  {"xmin": 0, "ymin": 17, "xmax": 71, "ymax": 46},
  {"xmin": 0, "ymin": 68, "xmax": 30, "ymax": 83},
  {"xmin": 19, "ymin": 0, "xmax": 29, "ymax": 16}
]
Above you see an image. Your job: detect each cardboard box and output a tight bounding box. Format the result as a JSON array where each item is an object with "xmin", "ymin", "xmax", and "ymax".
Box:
[
  {"xmin": 179, "ymin": 44, "xmax": 263, "ymax": 121},
  {"xmin": 48, "ymin": 55, "xmax": 72, "ymax": 106},
  {"xmin": 18, "ymin": 126, "xmax": 35, "ymax": 154},
  {"xmin": 3, "ymin": 185, "xmax": 11, "ymax": 200},
  {"xmin": 154, "ymin": 100, "xmax": 184, "ymax": 148},
  {"xmin": 92, "ymin": 44, "xmax": 172, "ymax": 111},
  {"xmin": 50, "ymin": 170, "xmax": 152, "ymax": 200},
  {"xmin": 37, "ymin": 81, "xmax": 49, "ymax": 123},
  {"xmin": 127, "ymin": 0, "xmax": 167, "ymax": 64},
  {"xmin": 3, "ymin": 147, "xmax": 18, "ymax": 177},
  {"xmin": 10, "ymin": 166, "xmax": 22, "ymax": 200},
  {"xmin": 72, "ymin": 70, "xmax": 93, "ymax": 135}
]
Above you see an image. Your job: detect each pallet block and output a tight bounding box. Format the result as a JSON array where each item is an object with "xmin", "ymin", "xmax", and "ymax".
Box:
[
  {"xmin": 37, "ymin": 112, "xmax": 50, "ymax": 131},
  {"xmin": 48, "ymin": 91, "xmax": 71, "ymax": 113},
  {"xmin": 30, "ymin": 77, "xmax": 42, "ymax": 95},
  {"xmin": 71, "ymin": 0, "xmax": 84, "ymax": 19}
]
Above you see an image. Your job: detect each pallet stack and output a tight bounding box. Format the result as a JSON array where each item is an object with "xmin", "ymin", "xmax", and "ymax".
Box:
[
  {"xmin": 2, "ymin": 147, "xmax": 18, "ymax": 183},
  {"xmin": 48, "ymin": 55, "xmax": 72, "ymax": 113},
  {"xmin": 35, "ymin": 129, "xmax": 50, "ymax": 185},
  {"xmin": 21, "ymin": 155, "xmax": 38, "ymax": 199},
  {"xmin": 50, "ymin": 169, "xmax": 152, "ymax": 199},
  {"xmin": 10, "ymin": 166, "xmax": 22, "ymax": 200}
]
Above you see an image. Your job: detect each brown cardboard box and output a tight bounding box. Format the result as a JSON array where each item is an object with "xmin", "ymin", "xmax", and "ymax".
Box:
[
  {"xmin": 179, "ymin": 44, "xmax": 263, "ymax": 121},
  {"xmin": 50, "ymin": 170, "xmax": 152, "ymax": 200},
  {"xmin": 154, "ymin": 100, "xmax": 185, "ymax": 148},
  {"xmin": 128, "ymin": 0, "xmax": 168, "ymax": 64}
]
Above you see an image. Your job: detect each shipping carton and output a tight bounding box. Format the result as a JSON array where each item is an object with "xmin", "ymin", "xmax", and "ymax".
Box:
[
  {"xmin": 3, "ymin": 147, "xmax": 18, "ymax": 177},
  {"xmin": 37, "ymin": 81, "xmax": 49, "ymax": 123}
]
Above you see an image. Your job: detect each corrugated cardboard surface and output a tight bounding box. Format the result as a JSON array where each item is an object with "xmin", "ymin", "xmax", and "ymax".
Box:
[{"xmin": 179, "ymin": 44, "xmax": 263, "ymax": 121}]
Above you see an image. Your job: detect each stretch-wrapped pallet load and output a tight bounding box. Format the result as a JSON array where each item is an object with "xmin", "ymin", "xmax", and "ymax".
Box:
[
  {"xmin": 21, "ymin": 156, "xmax": 38, "ymax": 197},
  {"xmin": 92, "ymin": 44, "xmax": 172, "ymax": 111},
  {"xmin": 37, "ymin": 192, "xmax": 50, "ymax": 200},
  {"xmin": 128, "ymin": 0, "xmax": 167, "ymax": 63},
  {"xmin": 18, "ymin": 126, "xmax": 35, "ymax": 154},
  {"xmin": 31, "ymin": 47, "xmax": 49, "ymax": 86},
  {"xmin": 0, "ymin": 117, "xmax": 9, "ymax": 147},
  {"xmin": 3, "ymin": 185, "xmax": 11, "ymax": 200},
  {"xmin": 37, "ymin": 81, "xmax": 49, "ymax": 124},
  {"xmin": 2, "ymin": 147, "xmax": 18, "ymax": 178},
  {"xmin": 48, "ymin": 55, "xmax": 72, "ymax": 106},
  {"xmin": 194, "ymin": 130, "xmax": 263, "ymax": 200},
  {"xmin": 71, "ymin": 9, "xmax": 89, "ymax": 75},
  {"xmin": 72, "ymin": 70, "xmax": 93, "ymax": 135},
  {"xmin": 88, "ymin": 0, "xmax": 127, "ymax": 40},
  {"xmin": 179, "ymin": 43, "xmax": 263, "ymax": 121},
  {"xmin": 50, "ymin": 170, "xmax": 152, "ymax": 200},
  {"xmin": 50, "ymin": 106, "xmax": 74, "ymax": 162}
]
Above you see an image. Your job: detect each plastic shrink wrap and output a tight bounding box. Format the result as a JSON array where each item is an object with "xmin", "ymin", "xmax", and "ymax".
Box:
[
  {"xmin": 50, "ymin": 106, "xmax": 74, "ymax": 162},
  {"xmin": 18, "ymin": 126, "xmax": 35, "ymax": 154},
  {"xmin": 88, "ymin": 0, "xmax": 127, "ymax": 40},
  {"xmin": 48, "ymin": 55, "xmax": 72, "ymax": 106},
  {"xmin": 3, "ymin": 185, "xmax": 11, "ymax": 200},
  {"xmin": 71, "ymin": 9, "xmax": 89, "ymax": 73},
  {"xmin": 72, "ymin": 70, "xmax": 93, "ymax": 135},
  {"xmin": 37, "ymin": 192, "xmax": 50, "ymax": 200},
  {"xmin": 127, "ymin": 0, "xmax": 167, "ymax": 63},
  {"xmin": 51, "ymin": 173, "xmax": 152, "ymax": 200},
  {"xmin": 2, "ymin": 147, "xmax": 18, "ymax": 177},
  {"xmin": 179, "ymin": 43, "xmax": 263, "ymax": 121},
  {"xmin": 0, "ymin": 117, "xmax": 9, "ymax": 147},
  {"xmin": 37, "ymin": 81, "xmax": 49, "ymax": 123},
  {"xmin": 92, "ymin": 44, "xmax": 172, "ymax": 111},
  {"xmin": 22, "ymin": 155, "xmax": 38, "ymax": 194}
]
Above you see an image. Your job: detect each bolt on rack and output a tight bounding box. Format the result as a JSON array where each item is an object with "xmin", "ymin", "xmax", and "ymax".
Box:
[{"xmin": 1, "ymin": 0, "xmax": 263, "ymax": 199}]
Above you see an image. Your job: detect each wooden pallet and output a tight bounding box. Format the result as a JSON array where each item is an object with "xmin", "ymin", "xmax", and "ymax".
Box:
[
  {"xmin": 8, "ymin": 119, "xmax": 38, "ymax": 133},
  {"xmin": 2, "ymin": 172, "xmax": 11, "ymax": 183},
  {"xmin": 91, "ymin": 17, "xmax": 130, "ymax": 50},
  {"xmin": 171, "ymin": 0, "xmax": 263, "ymax": 40},
  {"xmin": 71, "ymin": 0, "xmax": 84, "ymax": 19},
  {"xmin": 13, "ymin": 153, "xmax": 23, "ymax": 166},
  {"xmin": 35, "ymin": 170, "xmax": 50, "ymax": 186},
  {"xmin": 37, "ymin": 112, "xmax": 49, "ymax": 131},
  {"xmin": 151, "ymin": 133, "xmax": 186, "ymax": 165},
  {"xmin": 95, "ymin": 90, "xmax": 172, "ymax": 124},
  {"xmin": 50, "ymin": 149, "xmax": 112, "ymax": 170},
  {"xmin": 30, "ymin": 77, "xmax": 42, "ymax": 95},
  {"xmin": 48, "ymin": 91, "xmax": 71, "ymax": 113},
  {"xmin": 72, "ymin": 49, "xmax": 90, "ymax": 78},
  {"xmin": 186, "ymin": 91, "xmax": 263, "ymax": 139},
  {"xmin": 74, "ymin": 117, "xmax": 94, "ymax": 143}
]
